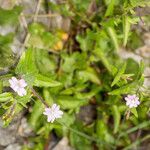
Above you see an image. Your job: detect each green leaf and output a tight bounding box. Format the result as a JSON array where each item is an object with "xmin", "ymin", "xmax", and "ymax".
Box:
[
  {"xmin": 109, "ymin": 62, "xmax": 145, "ymax": 95},
  {"xmin": 77, "ymin": 67, "xmax": 101, "ymax": 84},
  {"xmin": 0, "ymin": 6, "xmax": 22, "ymax": 25},
  {"xmin": 43, "ymin": 88, "xmax": 54, "ymax": 105},
  {"xmin": 107, "ymin": 27, "xmax": 119, "ymax": 52},
  {"xmin": 49, "ymin": 2, "xmax": 73, "ymax": 17},
  {"xmin": 109, "ymin": 81, "xmax": 138, "ymax": 95},
  {"xmin": 29, "ymin": 101, "xmax": 44, "ymax": 129},
  {"xmin": 76, "ymin": 86, "xmax": 101, "ymax": 99},
  {"xmin": 111, "ymin": 63, "xmax": 126, "ymax": 87},
  {"xmin": 0, "ymin": 92, "xmax": 13, "ymax": 102},
  {"xmin": 60, "ymin": 83, "xmax": 88, "ymax": 95},
  {"xmin": 28, "ymin": 23, "xmax": 45, "ymax": 35},
  {"xmin": 105, "ymin": 0, "xmax": 115, "ymax": 17},
  {"xmin": 96, "ymin": 120, "xmax": 114, "ymax": 144},
  {"xmin": 35, "ymin": 49, "xmax": 57, "ymax": 75},
  {"xmin": 96, "ymin": 120, "xmax": 107, "ymax": 139},
  {"xmin": 15, "ymin": 48, "xmax": 38, "ymax": 77},
  {"xmin": 123, "ymin": 16, "xmax": 131, "ymax": 46},
  {"xmin": 131, "ymin": 107, "xmax": 138, "ymax": 118},
  {"xmin": 112, "ymin": 105, "xmax": 120, "ymax": 133},
  {"xmin": 136, "ymin": 61, "xmax": 144, "ymax": 80},
  {"xmin": 0, "ymin": 34, "xmax": 15, "ymax": 69},
  {"xmin": 56, "ymin": 96, "xmax": 87, "ymax": 109},
  {"xmin": 62, "ymin": 53, "xmax": 77, "ymax": 73},
  {"xmin": 34, "ymin": 74, "xmax": 61, "ymax": 87},
  {"xmin": 0, "ymin": 81, "xmax": 3, "ymax": 93},
  {"xmin": 94, "ymin": 48, "xmax": 112, "ymax": 73},
  {"xmin": 129, "ymin": 0, "xmax": 149, "ymax": 7},
  {"xmin": 76, "ymin": 32, "xmax": 94, "ymax": 52},
  {"xmin": 0, "ymin": 34, "xmax": 14, "ymax": 46},
  {"xmin": 28, "ymin": 23, "xmax": 60, "ymax": 50},
  {"xmin": 125, "ymin": 58, "xmax": 139, "ymax": 77},
  {"xmin": 72, "ymin": 0, "xmax": 91, "ymax": 13},
  {"xmin": 58, "ymin": 113, "xmax": 75, "ymax": 127},
  {"xmin": 2, "ymin": 102, "xmax": 16, "ymax": 126},
  {"xmin": 16, "ymin": 92, "xmax": 31, "ymax": 109},
  {"xmin": 62, "ymin": 52, "xmax": 87, "ymax": 73},
  {"xmin": 70, "ymin": 122, "xmax": 92, "ymax": 150},
  {"xmin": 119, "ymin": 120, "xmax": 150, "ymax": 138}
]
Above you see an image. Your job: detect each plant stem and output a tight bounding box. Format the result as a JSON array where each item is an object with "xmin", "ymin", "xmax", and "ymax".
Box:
[
  {"xmin": 30, "ymin": 88, "xmax": 114, "ymax": 148},
  {"xmin": 30, "ymin": 89, "xmax": 115, "ymax": 148},
  {"xmin": 123, "ymin": 135, "xmax": 150, "ymax": 150},
  {"xmin": 34, "ymin": 0, "xmax": 42, "ymax": 22},
  {"xmin": 144, "ymin": 76, "xmax": 150, "ymax": 78},
  {"xmin": 119, "ymin": 120, "xmax": 150, "ymax": 138},
  {"xmin": 57, "ymin": 121, "xmax": 115, "ymax": 149},
  {"xmin": 24, "ymin": 13, "xmax": 59, "ymax": 18},
  {"xmin": 30, "ymin": 87, "xmax": 49, "ymax": 107},
  {"xmin": 21, "ymin": 0, "xmax": 42, "ymax": 50}
]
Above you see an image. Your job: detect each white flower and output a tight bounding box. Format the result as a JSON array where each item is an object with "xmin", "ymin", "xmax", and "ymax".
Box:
[
  {"xmin": 125, "ymin": 94, "xmax": 140, "ymax": 108},
  {"xmin": 9, "ymin": 77, "xmax": 27, "ymax": 96},
  {"xmin": 43, "ymin": 104, "xmax": 63, "ymax": 123}
]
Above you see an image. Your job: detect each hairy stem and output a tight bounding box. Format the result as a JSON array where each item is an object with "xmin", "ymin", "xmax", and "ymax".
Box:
[{"xmin": 30, "ymin": 87, "xmax": 49, "ymax": 107}]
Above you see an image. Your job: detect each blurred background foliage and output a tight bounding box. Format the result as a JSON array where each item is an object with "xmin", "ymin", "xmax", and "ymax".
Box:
[{"xmin": 0, "ymin": 0, "xmax": 150, "ymax": 150}]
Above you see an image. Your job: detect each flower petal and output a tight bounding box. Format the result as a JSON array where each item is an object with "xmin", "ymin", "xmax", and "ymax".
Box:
[
  {"xmin": 125, "ymin": 94, "xmax": 140, "ymax": 108},
  {"xmin": 11, "ymin": 77, "xmax": 18, "ymax": 83},
  {"xmin": 17, "ymin": 88, "xmax": 26, "ymax": 96},
  {"xmin": 52, "ymin": 104, "xmax": 57, "ymax": 110},
  {"xmin": 19, "ymin": 79, "xmax": 27, "ymax": 87}
]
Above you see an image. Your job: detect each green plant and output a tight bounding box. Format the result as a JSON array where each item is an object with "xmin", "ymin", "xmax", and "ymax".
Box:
[{"xmin": 0, "ymin": 0, "xmax": 149, "ymax": 149}]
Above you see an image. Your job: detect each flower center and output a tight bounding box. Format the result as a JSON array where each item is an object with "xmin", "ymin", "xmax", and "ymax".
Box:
[{"xmin": 17, "ymin": 82, "xmax": 22, "ymax": 88}]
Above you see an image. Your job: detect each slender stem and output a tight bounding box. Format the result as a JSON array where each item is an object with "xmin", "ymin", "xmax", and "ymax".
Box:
[
  {"xmin": 19, "ymin": 13, "xmax": 28, "ymax": 30},
  {"xmin": 30, "ymin": 87, "xmax": 49, "ymax": 107},
  {"xmin": 21, "ymin": 0, "xmax": 42, "ymax": 50},
  {"xmin": 0, "ymin": 0, "xmax": 42, "ymax": 75},
  {"xmin": 30, "ymin": 88, "xmax": 115, "ymax": 149},
  {"xmin": 29, "ymin": 89, "xmax": 114, "ymax": 147},
  {"xmin": 21, "ymin": 33, "xmax": 30, "ymax": 51},
  {"xmin": 30, "ymin": 88, "xmax": 114, "ymax": 148},
  {"xmin": 123, "ymin": 135, "xmax": 150, "ymax": 150},
  {"xmin": 29, "ymin": 88, "xmax": 114, "ymax": 147},
  {"xmin": 34, "ymin": 0, "xmax": 42, "ymax": 22},
  {"xmin": 0, "ymin": 100, "xmax": 12, "ymax": 109},
  {"xmin": 57, "ymin": 121, "xmax": 114, "ymax": 149},
  {"xmin": 59, "ymin": 121, "xmax": 96, "ymax": 141},
  {"xmin": 118, "ymin": 120, "xmax": 150, "ymax": 139},
  {"xmin": 144, "ymin": 76, "xmax": 150, "ymax": 78},
  {"xmin": 24, "ymin": 13, "xmax": 59, "ymax": 18}
]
